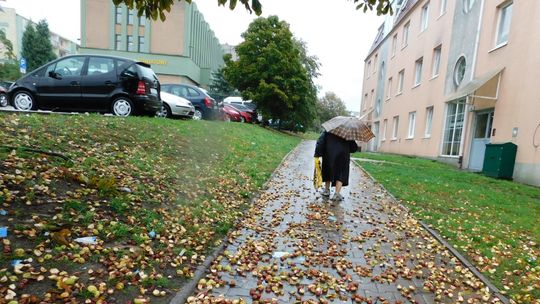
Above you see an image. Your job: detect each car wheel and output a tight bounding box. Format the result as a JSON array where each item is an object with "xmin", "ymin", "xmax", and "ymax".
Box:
[
  {"xmin": 193, "ymin": 108, "xmax": 203, "ymax": 120},
  {"xmin": 0, "ymin": 93, "xmax": 8, "ymax": 107},
  {"xmin": 111, "ymin": 97, "xmax": 134, "ymax": 117},
  {"xmin": 156, "ymin": 103, "xmax": 172, "ymax": 118},
  {"xmin": 240, "ymin": 116, "xmax": 245, "ymax": 123},
  {"xmin": 13, "ymin": 91, "xmax": 36, "ymax": 111}
]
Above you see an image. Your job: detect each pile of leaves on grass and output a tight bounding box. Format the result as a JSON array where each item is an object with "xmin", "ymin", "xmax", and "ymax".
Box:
[
  {"xmin": 355, "ymin": 152, "xmax": 540, "ymax": 304},
  {"xmin": 0, "ymin": 113, "xmax": 299, "ymax": 303}
]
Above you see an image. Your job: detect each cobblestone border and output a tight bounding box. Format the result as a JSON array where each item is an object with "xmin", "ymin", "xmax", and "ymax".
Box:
[
  {"xmin": 353, "ymin": 160, "xmax": 511, "ymax": 304},
  {"xmin": 170, "ymin": 141, "xmax": 303, "ymax": 304}
]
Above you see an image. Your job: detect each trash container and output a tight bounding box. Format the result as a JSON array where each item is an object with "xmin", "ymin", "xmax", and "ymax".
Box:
[{"xmin": 482, "ymin": 142, "xmax": 517, "ymax": 179}]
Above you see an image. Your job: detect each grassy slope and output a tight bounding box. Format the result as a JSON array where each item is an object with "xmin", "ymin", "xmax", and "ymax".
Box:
[
  {"xmin": 0, "ymin": 113, "xmax": 300, "ymax": 302},
  {"xmin": 355, "ymin": 152, "xmax": 540, "ymax": 303}
]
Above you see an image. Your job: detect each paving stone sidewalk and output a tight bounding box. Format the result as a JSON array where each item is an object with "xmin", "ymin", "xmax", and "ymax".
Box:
[{"xmin": 187, "ymin": 141, "xmax": 503, "ymax": 303}]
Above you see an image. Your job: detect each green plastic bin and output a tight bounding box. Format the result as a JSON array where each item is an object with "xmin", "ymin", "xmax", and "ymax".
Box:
[{"xmin": 482, "ymin": 142, "xmax": 517, "ymax": 179}]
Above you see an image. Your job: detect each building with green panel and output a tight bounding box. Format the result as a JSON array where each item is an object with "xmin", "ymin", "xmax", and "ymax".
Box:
[{"xmin": 79, "ymin": 0, "xmax": 224, "ymax": 87}]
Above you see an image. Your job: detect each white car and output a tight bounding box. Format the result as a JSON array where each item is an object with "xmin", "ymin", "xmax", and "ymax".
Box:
[{"xmin": 157, "ymin": 91, "xmax": 195, "ymax": 119}]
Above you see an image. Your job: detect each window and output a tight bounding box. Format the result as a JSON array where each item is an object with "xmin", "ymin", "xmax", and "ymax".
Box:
[
  {"xmin": 425, "ymin": 106, "xmax": 433, "ymax": 137},
  {"xmin": 138, "ymin": 36, "xmax": 145, "ymax": 52},
  {"xmin": 53, "ymin": 56, "xmax": 86, "ymax": 77},
  {"xmin": 87, "ymin": 57, "xmax": 115, "ymax": 75},
  {"xmin": 392, "ymin": 116, "xmax": 399, "ymax": 139},
  {"xmin": 139, "ymin": 16, "xmax": 146, "ymax": 27},
  {"xmin": 115, "ymin": 6, "xmax": 122, "ymax": 24},
  {"xmin": 171, "ymin": 86, "xmax": 188, "ymax": 97},
  {"xmin": 402, "ymin": 21, "xmax": 410, "ymax": 48},
  {"xmin": 187, "ymin": 88, "xmax": 201, "ymax": 97},
  {"xmin": 386, "ymin": 77, "xmax": 393, "ymax": 100},
  {"xmin": 421, "ymin": 3, "xmax": 429, "ymax": 32},
  {"xmin": 375, "ymin": 99, "xmax": 381, "ymax": 117},
  {"xmin": 454, "ymin": 56, "xmax": 466, "ymax": 86},
  {"xmin": 408, "ymin": 112, "xmax": 416, "ymax": 138},
  {"xmin": 414, "ymin": 57, "xmax": 423, "ymax": 86},
  {"xmin": 127, "ymin": 10, "xmax": 134, "ymax": 25},
  {"xmin": 370, "ymin": 89, "xmax": 375, "ymax": 107},
  {"xmin": 440, "ymin": 0, "xmax": 447, "ymax": 15},
  {"xmin": 127, "ymin": 35, "xmax": 134, "ymax": 52},
  {"xmin": 382, "ymin": 119, "xmax": 388, "ymax": 140},
  {"xmin": 392, "ymin": 34, "xmax": 398, "ymax": 57},
  {"xmin": 363, "ymin": 93, "xmax": 368, "ymax": 110},
  {"xmin": 496, "ymin": 2, "xmax": 513, "ymax": 46},
  {"xmin": 373, "ymin": 54, "xmax": 378, "ymax": 74},
  {"xmin": 367, "ymin": 60, "xmax": 372, "ymax": 77},
  {"xmin": 463, "ymin": 0, "xmax": 477, "ymax": 14},
  {"xmin": 442, "ymin": 101, "xmax": 465, "ymax": 156},
  {"xmin": 432, "ymin": 46, "xmax": 442, "ymax": 77},
  {"xmin": 115, "ymin": 34, "xmax": 122, "ymax": 50},
  {"xmin": 397, "ymin": 70, "xmax": 404, "ymax": 94}
]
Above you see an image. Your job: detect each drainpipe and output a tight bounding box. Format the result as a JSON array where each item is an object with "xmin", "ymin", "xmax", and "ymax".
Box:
[{"xmin": 460, "ymin": 0, "xmax": 485, "ymax": 167}]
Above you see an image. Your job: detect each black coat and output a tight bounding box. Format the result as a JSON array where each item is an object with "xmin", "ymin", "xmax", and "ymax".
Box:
[{"xmin": 314, "ymin": 132, "xmax": 359, "ymax": 187}]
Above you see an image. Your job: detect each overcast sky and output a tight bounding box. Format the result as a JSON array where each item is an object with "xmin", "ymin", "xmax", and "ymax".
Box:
[{"xmin": 3, "ymin": 0, "xmax": 384, "ymax": 111}]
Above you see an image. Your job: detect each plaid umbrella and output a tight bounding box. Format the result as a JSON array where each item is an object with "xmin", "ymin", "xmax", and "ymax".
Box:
[{"xmin": 322, "ymin": 116, "xmax": 375, "ymax": 142}]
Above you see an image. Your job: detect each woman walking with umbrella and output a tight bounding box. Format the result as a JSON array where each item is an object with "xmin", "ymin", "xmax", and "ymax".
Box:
[{"xmin": 314, "ymin": 116, "xmax": 374, "ymax": 201}]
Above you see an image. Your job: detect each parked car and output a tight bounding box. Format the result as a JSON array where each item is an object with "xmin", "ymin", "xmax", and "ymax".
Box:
[
  {"xmin": 223, "ymin": 96, "xmax": 256, "ymax": 111},
  {"xmin": 228, "ymin": 103, "xmax": 258, "ymax": 123},
  {"xmin": 221, "ymin": 104, "xmax": 243, "ymax": 122},
  {"xmin": 8, "ymin": 55, "xmax": 162, "ymax": 116},
  {"xmin": 0, "ymin": 85, "xmax": 8, "ymax": 107},
  {"xmin": 161, "ymin": 83, "xmax": 217, "ymax": 120},
  {"xmin": 157, "ymin": 91, "xmax": 195, "ymax": 119}
]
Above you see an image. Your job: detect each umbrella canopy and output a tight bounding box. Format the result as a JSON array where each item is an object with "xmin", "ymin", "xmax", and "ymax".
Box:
[{"xmin": 322, "ymin": 116, "xmax": 375, "ymax": 142}]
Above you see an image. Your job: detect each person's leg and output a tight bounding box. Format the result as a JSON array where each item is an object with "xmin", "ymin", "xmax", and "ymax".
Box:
[
  {"xmin": 322, "ymin": 181, "xmax": 331, "ymax": 197},
  {"xmin": 332, "ymin": 180, "xmax": 344, "ymax": 201}
]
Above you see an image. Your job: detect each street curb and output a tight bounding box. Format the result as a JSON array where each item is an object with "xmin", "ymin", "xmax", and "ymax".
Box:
[
  {"xmin": 169, "ymin": 141, "xmax": 302, "ymax": 304},
  {"xmin": 352, "ymin": 160, "xmax": 511, "ymax": 304}
]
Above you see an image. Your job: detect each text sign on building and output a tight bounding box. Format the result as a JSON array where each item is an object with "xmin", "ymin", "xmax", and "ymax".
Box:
[{"xmin": 19, "ymin": 58, "xmax": 27, "ymax": 74}]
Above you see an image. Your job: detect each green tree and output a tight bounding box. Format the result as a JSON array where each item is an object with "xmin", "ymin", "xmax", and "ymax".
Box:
[
  {"xmin": 112, "ymin": 0, "xmax": 393, "ymax": 21},
  {"xmin": 21, "ymin": 20, "xmax": 56, "ymax": 72},
  {"xmin": 0, "ymin": 30, "xmax": 22, "ymax": 80},
  {"xmin": 316, "ymin": 92, "xmax": 349, "ymax": 124},
  {"xmin": 209, "ymin": 65, "xmax": 240, "ymax": 102},
  {"xmin": 223, "ymin": 16, "xmax": 317, "ymax": 129}
]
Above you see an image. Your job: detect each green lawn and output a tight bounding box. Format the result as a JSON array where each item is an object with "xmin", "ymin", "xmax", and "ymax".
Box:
[
  {"xmin": 355, "ymin": 152, "xmax": 540, "ymax": 303},
  {"xmin": 0, "ymin": 113, "xmax": 300, "ymax": 302}
]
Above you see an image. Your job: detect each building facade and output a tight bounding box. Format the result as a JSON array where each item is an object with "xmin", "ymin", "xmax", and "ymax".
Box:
[
  {"xmin": 79, "ymin": 0, "xmax": 224, "ymax": 87},
  {"xmin": 0, "ymin": 7, "xmax": 78, "ymax": 64},
  {"xmin": 361, "ymin": 0, "xmax": 540, "ymax": 186}
]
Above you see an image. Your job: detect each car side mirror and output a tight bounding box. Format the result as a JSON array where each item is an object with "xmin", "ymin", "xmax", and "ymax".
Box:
[{"xmin": 48, "ymin": 71, "xmax": 61, "ymax": 79}]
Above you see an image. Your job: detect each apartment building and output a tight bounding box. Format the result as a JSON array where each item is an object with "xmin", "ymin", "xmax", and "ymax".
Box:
[
  {"xmin": 79, "ymin": 0, "xmax": 224, "ymax": 87},
  {"xmin": 361, "ymin": 0, "xmax": 540, "ymax": 186}
]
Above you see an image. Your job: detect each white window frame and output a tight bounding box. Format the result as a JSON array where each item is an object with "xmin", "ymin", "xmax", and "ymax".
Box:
[
  {"xmin": 440, "ymin": 0, "xmax": 448, "ymax": 16},
  {"xmin": 408, "ymin": 112, "xmax": 416, "ymax": 139},
  {"xmin": 414, "ymin": 58, "xmax": 423, "ymax": 86},
  {"xmin": 421, "ymin": 3, "xmax": 429, "ymax": 32},
  {"xmin": 425, "ymin": 106, "xmax": 434, "ymax": 137},
  {"xmin": 402, "ymin": 21, "xmax": 410, "ymax": 48},
  {"xmin": 386, "ymin": 77, "xmax": 393, "ymax": 100},
  {"xmin": 432, "ymin": 46, "xmax": 442, "ymax": 78},
  {"xmin": 441, "ymin": 101, "xmax": 466, "ymax": 156},
  {"xmin": 115, "ymin": 34, "xmax": 122, "ymax": 51},
  {"xmin": 127, "ymin": 9, "xmax": 134, "ymax": 25},
  {"xmin": 392, "ymin": 116, "xmax": 399, "ymax": 140},
  {"xmin": 382, "ymin": 119, "xmax": 388, "ymax": 140},
  {"xmin": 495, "ymin": 1, "xmax": 513, "ymax": 47},
  {"xmin": 115, "ymin": 6, "xmax": 122, "ymax": 24},
  {"xmin": 127, "ymin": 35, "xmax": 134, "ymax": 52},
  {"xmin": 397, "ymin": 70, "xmax": 405, "ymax": 94}
]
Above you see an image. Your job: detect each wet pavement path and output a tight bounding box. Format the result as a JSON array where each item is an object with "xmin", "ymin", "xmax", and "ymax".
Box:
[{"xmin": 187, "ymin": 141, "xmax": 503, "ymax": 303}]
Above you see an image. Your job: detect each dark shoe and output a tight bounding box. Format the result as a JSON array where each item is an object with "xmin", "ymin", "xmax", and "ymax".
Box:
[
  {"xmin": 321, "ymin": 189, "xmax": 330, "ymax": 197},
  {"xmin": 332, "ymin": 193, "xmax": 344, "ymax": 202}
]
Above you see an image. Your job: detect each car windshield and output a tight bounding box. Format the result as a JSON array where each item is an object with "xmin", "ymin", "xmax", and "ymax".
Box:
[{"xmin": 231, "ymin": 104, "xmax": 249, "ymax": 111}]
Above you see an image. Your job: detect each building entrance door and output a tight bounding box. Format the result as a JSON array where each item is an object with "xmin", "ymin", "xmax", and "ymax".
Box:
[
  {"xmin": 469, "ymin": 111, "xmax": 494, "ymax": 170},
  {"xmin": 371, "ymin": 122, "xmax": 380, "ymax": 152}
]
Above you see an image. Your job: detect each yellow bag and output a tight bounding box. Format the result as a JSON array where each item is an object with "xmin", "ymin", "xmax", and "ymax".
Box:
[{"xmin": 313, "ymin": 157, "xmax": 323, "ymax": 189}]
